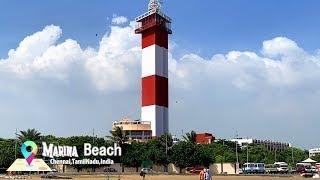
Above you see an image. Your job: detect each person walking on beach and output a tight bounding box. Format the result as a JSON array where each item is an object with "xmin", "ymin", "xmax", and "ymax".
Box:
[
  {"xmin": 199, "ymin": 168, "xmax": 205, "ymax": 180},
  {"xmin": 140, "ymin": 169, "xmax": 146, "ymax": 180},
  {"xmin": 204, "ymin": 168, "xmax": 212, "ymax": 180}
]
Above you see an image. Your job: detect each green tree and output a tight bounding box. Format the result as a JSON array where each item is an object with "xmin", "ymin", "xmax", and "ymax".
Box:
[
  {"xmin": 144, "ymin": 139, "xmax": 168, "ymax": 166},
  {"xmin": 17, "ymin": 128, "xmax": 42, "ymax": 143},
  {"xmin": 42, "ymin": 135, "xmax": 60, "ymax": 145},
  {"xmin": 183, "ymin": 131, "xmax": 197, "ymax": 144},
  {"xmin": 121, "ymin": 141, "xmax": 146, "ymax": 172},
  {"xmin": 0, "ymin": 140, "xmax": 17, "ymax": 168},
  {"xmin": 148, "ymin": 134, "xmax": 173, "ymax": 166},
  {"xmin": 196, "ymin": 144, "xmax": 215, "ymax": 167},
  {"xmin": 291, "ymin": 148, "xmax": 309, "ymax": 164},
  {"xmin": 170, "ymin": 141, "xmax": 196, "ymax": 173},
  {"xmin": 212, "ymin": 141, "xmax": 236, "ymax": 163},
  {"xmin": 246, "ymin": 145, "xmax": 270, "ymax": 163}
]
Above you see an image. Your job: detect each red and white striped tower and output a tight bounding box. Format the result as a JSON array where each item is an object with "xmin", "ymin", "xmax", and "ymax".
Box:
[{"xmin": 135, "ymin": 0, "xmax": 172, "ymax": 137}]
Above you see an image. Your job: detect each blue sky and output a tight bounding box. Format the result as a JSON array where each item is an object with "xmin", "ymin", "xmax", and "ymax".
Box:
[
  {"xmin": 0, "ymin": 0, "xmax": 320, "ymax": 149},
  {"xmin": 1, "ymin": 0, "xmax": 320, "ymax": 58}
]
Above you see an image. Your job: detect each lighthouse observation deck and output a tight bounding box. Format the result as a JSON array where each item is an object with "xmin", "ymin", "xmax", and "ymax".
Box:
[{"xmin": 135, "ymin": 4, "xmax": 172, "ymax": 34}]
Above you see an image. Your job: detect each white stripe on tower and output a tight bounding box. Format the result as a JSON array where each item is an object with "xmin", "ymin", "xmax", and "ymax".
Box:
[{"xmin": 142, "ymin": 45, "xmax": 168, "ymax": 78}]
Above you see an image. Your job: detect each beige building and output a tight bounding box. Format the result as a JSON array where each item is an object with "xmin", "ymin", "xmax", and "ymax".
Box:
[
  {"xmin": 231, "ymin": 138, "xmax": 291, "ymax": 151},
  {"xmin": 112, "ymin": 118, "xmax": 152, "ymax": 142}
]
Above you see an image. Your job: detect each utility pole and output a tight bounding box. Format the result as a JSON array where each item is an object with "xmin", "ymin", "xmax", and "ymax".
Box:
[
  {"xmin": 92, "ymin": 128, "xmax": 95, "ymax": 144},
  {"xmin": 15, "ymin": 128, "xmax": 17, "ymax": 160},
  {"xmin": 235, "ymin": 131, "xmax": 239, "ymax": 174},
  {"xmin": 165, "ymin": 134, "xmax": 168, "ymax": 155},
  {"xmin": 181, "ymin": 129, "xmax": 184, "ymax": 139},
  {"xmin": 246, "ymin": 145, "xmax": 249, "ymax": 163},
  {"xmin": 291, "ymin": 145, "xmax": 294, "ymax": 166},
  {"xmin": 235, "ymin": 131, "xmax": 239, "ymax": 164},
  {"xmin": 165, "ymin": 133, "xmax": 168, "ymax": 173}
]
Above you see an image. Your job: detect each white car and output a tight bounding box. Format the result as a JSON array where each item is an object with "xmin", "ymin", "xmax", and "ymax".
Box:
[
  {"xmin": 311, "ymin": 166, "xmax": 317, "ymax": 173},
  {"xmin": 274, "ymin": 162, "xmax": 288, "ymax": 173}
]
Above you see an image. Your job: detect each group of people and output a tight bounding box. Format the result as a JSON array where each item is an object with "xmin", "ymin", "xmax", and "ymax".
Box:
[{"xmin": 199, "ymin": 168, "xmax": 212, "ymax": 180}]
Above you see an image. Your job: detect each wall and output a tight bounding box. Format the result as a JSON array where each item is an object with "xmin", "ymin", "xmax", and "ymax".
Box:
[
  {"xmin": 53, "ymin": 162, "xmax": 239, "ymax": 175},
  {"xmin": 209, "ymin": 163, "xmax": 239, "ymax": 175}
]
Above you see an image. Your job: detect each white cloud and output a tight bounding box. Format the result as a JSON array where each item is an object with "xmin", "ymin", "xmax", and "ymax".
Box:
[
  {"xmin": 0, "ymin": 17, "xmax": 320, "ymax": 148},
  {"xmin": 111, "ymin": 15, "xmax": 128, "ymax": 25},
  {"xmin": 262, "ymin": 37, "xmax": 304, "ymax": 58},
  {"xmin": 6, "ymin": 25, "xmax": 62, "ymax": 64}
]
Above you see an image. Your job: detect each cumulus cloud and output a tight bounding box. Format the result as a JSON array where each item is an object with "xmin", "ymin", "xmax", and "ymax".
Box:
[
  {"xmin": 0, "ymin": 16, "xmax": 320, "ymax": 148},
  {"xmin": 262, "ymin": 37, "xmax": 306, "ymax": 58},
  {"xmin": 6, "ymin": 25, "xmax": 62, "ymax": 63}
]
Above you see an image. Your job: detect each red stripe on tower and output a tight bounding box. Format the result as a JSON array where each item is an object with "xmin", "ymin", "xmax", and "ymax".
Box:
[
  {"xmin": 142, "ymin": 75, "xmax": 168, "ymax": 107},
  {"xmin": 142, "ymin": 29, "xmax": 169, "ymax": 49},
  {"xmin": 135, "ymin": 0, "xmax": 172, "ymax": 137}
]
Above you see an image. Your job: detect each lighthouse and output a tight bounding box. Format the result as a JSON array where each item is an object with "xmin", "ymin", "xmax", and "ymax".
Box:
[{"xmin": 135, "ymin": 0, "xmax": 172, "ymax": 137}]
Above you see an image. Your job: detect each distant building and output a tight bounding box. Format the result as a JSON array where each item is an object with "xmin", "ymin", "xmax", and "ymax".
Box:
[
  {"xmin": 172, "ymin": 135, "xmax": 180, "ymax": 144},
  {"xmin": 309, "ymin": 148, "xmax": 320, "ymax": 157},
  {"xmin": 196, "ymin": 133, "xmax": 215, "ymax": 144},
  {"xmin": 112, "ymin": 118, "xmax": 152, "ymax": 142},
  {"xmin": 231, "ymin": 138, "xmax": 291, "ymax": 151}
]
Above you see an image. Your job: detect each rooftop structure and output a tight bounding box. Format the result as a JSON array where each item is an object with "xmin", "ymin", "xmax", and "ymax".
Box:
[
  {"xmin": 112, "ymin": 118, "xmax": 152, "ymax": 142},
  {"xmin": 231, "ymin": 138, "xmax": 291, "ymax": 151},
  {"xmin": 309, "ymin": 148, "xmax": 320, "ymax": 157},
  {"xmin": 196, "ymin": 133, "xmax": 215, "ymax": 144}
]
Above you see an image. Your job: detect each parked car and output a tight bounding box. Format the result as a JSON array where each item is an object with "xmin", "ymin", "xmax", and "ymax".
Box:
[
  {"xmin": 265, "ymin": 164, "xmax": 278, "ymax": 174},
  {"xmin": 242, "ymin": 163, "xmax": 255, "ymax": 174},
  {"xmin": 296, "ymin": 163, "xmax": 312, "ymax": 174},
  {"xmin": 141, "ymin": 168, "xmax": 157, "ymax": 174},
  {"xmin": 254, "ymin": 163, "xmax": 265, "ymax": 174},
  {"xmin": 274, "ymin": 162, "xmax": 289, "ymax": 173},
  {"xmin": 311, "ymin": 166, "xmax": 317, "ymax": 173},
  {"xmin": 104, "ymin": 167, "xmax": 117, "ymax": 172},
  {"xmin": 238, "ymin": 168, "xmax": 243, "ymax": 174}
]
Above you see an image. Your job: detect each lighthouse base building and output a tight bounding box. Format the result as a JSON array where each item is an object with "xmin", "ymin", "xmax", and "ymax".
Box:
[{"xmin": 135, "ymin": 0, "xmax": 172, "ymax": 137}]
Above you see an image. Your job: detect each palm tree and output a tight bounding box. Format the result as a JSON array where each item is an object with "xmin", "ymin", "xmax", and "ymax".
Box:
[
  {"xmin": 183, "ymin": 130, "xmax": 197, "ymax": 144},
  {"xmin": 108, "ymin": 126, "xmax": 128, "ymax": 146},
  {"xmin": 16, "ymin": 128, "xmax": 42, "ymax": 143}
]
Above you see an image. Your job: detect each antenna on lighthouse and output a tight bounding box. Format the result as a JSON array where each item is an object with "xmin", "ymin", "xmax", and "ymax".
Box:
[{"xmin": 148, "ymin": 0, "xmax": 162, "ymax": 11}]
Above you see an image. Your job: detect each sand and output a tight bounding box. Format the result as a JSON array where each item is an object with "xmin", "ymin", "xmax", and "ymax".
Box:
[{"xmin": 30, "ymin": 174, "xmax": 307, "ymax": 180}]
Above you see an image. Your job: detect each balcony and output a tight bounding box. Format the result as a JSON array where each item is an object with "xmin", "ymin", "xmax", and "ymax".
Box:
[
  {"xmin": 135, "ymin": 11, "xmax": 172, "ymax": 34},
  {"xmin": 135, "ymin": 21, "xmax": 171, "ymax": 34}
]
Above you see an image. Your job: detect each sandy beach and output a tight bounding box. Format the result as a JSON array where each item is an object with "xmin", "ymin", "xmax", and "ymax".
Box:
[{"xmin": 29, "ymin": 174, "xmax": 307, "ymax": 180}]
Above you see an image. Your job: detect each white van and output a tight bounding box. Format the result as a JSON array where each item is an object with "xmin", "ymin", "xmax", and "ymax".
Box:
[{"xmin": 274, "ymin": 162, "xmax": 288, "ymax": 173}]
